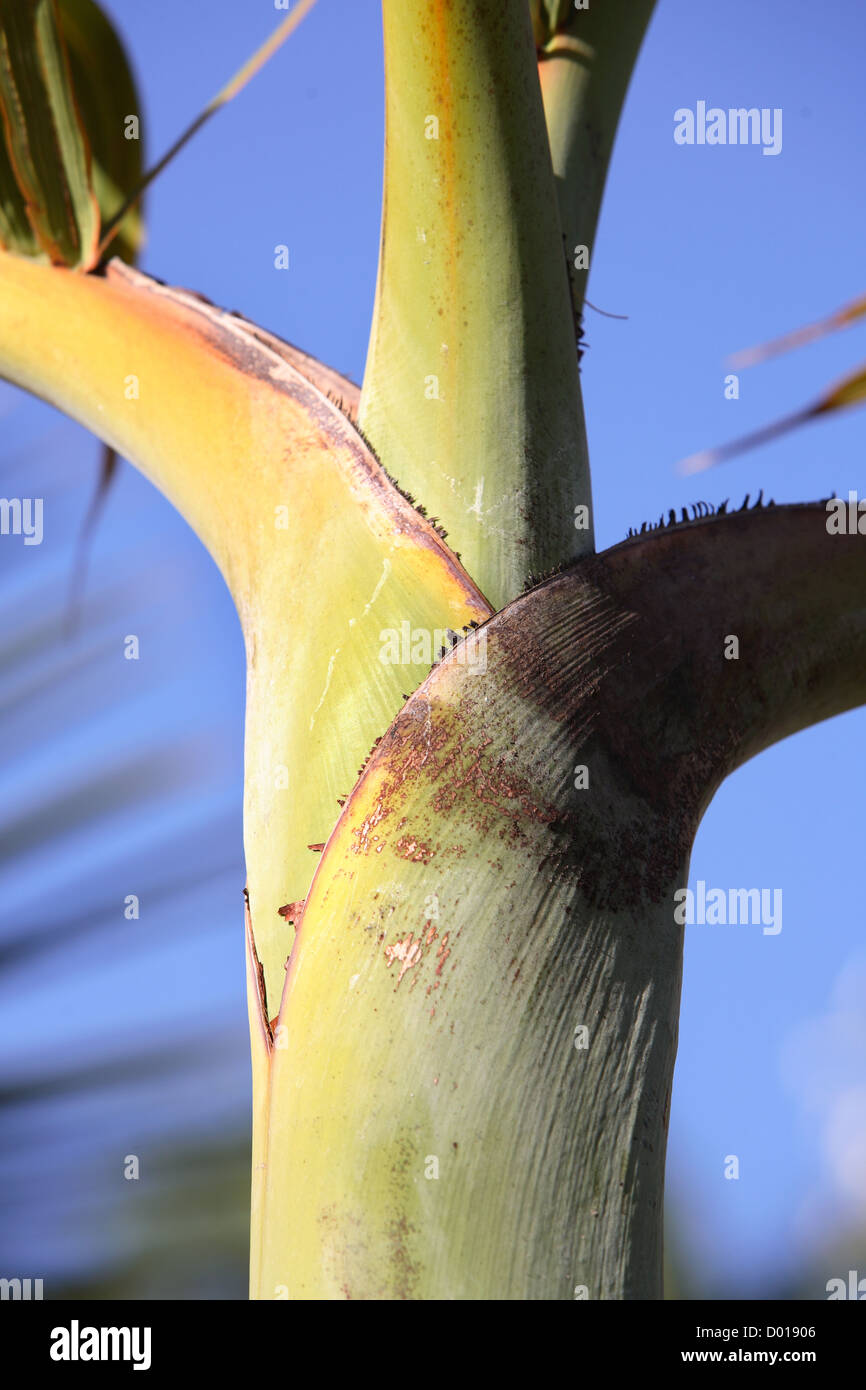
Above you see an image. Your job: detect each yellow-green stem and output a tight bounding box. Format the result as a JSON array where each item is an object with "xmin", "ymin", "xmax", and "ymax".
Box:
[
  {"xmin": 536, "ymin": 0, "xmax": 657, "ymax": 326},
  {"xmin": 359, "ymin": 0, "xmax": 593, "ymax": 611}
]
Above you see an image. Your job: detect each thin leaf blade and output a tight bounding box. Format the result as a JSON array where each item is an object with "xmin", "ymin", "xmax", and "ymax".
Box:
[
  {"xmin": 729, "ymin": 292, "xmax": 866, "ymax": 369},
  {"xmin": 679, "ymin": 362, "xmax": 866, "ymax": 474},
  {"xmin": 55, "ymin": 0, "xmax": 144, "ymax": 264},
  {"xmin": 0, "ymin": 0, "xmax": 99, "ymax": 267}
]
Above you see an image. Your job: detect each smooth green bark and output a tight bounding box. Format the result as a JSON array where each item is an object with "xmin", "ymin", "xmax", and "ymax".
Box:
[
  {"xmin": 359, "ymin": 0, "xmax": 592, "ymax": 610},
  {"xmin": 535, "ymin": 0, "xmax": 657, "ymax": 326}
]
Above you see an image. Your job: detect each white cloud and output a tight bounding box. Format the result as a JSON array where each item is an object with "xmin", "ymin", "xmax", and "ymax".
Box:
[{"xmin": 780, "ymin": 953, "xmax": 866, "ymax": 1234}]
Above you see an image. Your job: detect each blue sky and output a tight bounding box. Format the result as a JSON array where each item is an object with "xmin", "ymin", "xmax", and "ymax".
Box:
[{"xmin": 1, "ymin": 0, "xmax": 864, "ymax": 1298}]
